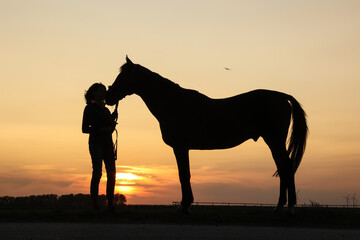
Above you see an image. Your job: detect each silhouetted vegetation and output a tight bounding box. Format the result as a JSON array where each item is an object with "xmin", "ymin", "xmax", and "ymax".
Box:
[
  {"xmin": 1, "ymin": 194, "xmax": 359, "ymax": 229},
  {"xmin": 0, "ymin": 193, "xmax": 126, "ymax": 208}
]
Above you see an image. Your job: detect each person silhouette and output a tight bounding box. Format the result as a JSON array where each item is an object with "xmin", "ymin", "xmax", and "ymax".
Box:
[{"xmin": 82, "ymin": 83, "xmax": 118, "ymax": 211}]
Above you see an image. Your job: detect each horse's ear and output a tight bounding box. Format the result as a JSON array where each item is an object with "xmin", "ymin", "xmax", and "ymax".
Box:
[{"xmin": 126, "ymin": 55, "xmax": 133, "ymax": 65}]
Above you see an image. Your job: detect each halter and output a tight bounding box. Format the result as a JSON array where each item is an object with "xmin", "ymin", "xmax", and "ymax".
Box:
[{"xmin": 113, "ymin": 101, "xmax": 119, "ymax": 160}]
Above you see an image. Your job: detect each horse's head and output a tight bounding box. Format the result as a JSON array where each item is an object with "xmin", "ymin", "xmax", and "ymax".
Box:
[{"xmin": 106, "ymin": 56, "xmax": 137, "ymax": 106}]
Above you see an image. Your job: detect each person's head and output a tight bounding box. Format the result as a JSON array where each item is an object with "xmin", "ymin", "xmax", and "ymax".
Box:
[{"xmin": 84, "ymin": 83, "xmax": 106, "ymax": 104}]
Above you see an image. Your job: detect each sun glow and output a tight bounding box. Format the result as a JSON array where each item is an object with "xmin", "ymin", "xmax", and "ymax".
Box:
[
  {"xmin": 115, "ymin": 170, "xmax": 143, "ymax": 195},
  {"xmin": 116, "ymin": 173, "xmax": 140, "ymax": 181},
  {"xmin": 115, "ymin": 185, "xmax": 135, "ymax": 194}
]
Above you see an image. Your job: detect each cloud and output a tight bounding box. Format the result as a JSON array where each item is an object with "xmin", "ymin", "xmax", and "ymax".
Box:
[
  {"xmin": 113, "ymin": 165, "xmax": 179, "ymax": 202},
  {"xmin": 112, "ymin": 164, "xmax": 281, "ymax": 204},
  {"xmin": 0, "ymin": 173, "xmax": 79, "ymax": 196},
  {"xmin": 1, "ymin": 161, "xmax": 358, "ymax": 206},
  {"xmin": 0, "ymin": 164, "xmax": 90, "ymax": 196}
]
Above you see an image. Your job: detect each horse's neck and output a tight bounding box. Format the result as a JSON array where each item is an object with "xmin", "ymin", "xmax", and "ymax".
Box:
[{"xmin": 135, "ymin": 70, "xmax": 179, "ymax": 121}]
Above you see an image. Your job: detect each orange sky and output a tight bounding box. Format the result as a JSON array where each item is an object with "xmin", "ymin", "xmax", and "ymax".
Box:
[{"xmin": 0, "ymin": 0, "xmax": 359, "ymax": 205}]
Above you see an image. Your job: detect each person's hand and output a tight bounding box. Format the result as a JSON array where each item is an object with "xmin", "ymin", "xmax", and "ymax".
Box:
[
  {"xmin": 112, "ymin": 110, "xmax": 118, "ymax": 120},
  {"xmin": 111, "ymin": 121, "xmax": 117, "ymax": 130}
]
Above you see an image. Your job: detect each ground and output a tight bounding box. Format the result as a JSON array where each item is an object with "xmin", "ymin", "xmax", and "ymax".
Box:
[
  {"xmin": 1, "ymin": 205, "xmax": 360, "ymax": 239},
  {"xmin": 1, "ymin": 223, "xmax": 360, "ymax": 240}
]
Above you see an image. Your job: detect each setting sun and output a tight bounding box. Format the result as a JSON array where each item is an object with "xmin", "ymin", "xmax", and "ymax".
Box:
[
  {"xmin": 116, "ymin": 173, "xmax": 140, "ymax": 181},
  {"xmin": 115, "ymin": 186, "xmax": 135, "ymax": 195},
  {"xmin": 114, "ymin": 168, "xmax": 144, "ymax": 195}
]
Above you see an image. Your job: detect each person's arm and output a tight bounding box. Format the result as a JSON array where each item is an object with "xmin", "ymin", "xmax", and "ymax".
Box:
[
  {"xmin": 82, "ymin": 106, "xmax": 92, "ymax": 134},
  {"xmin": 83, "ymin": 106, "xmax": 114, "ymax": 135}
]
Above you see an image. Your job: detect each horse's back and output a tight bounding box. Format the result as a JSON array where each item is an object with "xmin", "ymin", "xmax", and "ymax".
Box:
[
  {"xmin": 217, "ymin": 89, "xmax": 289, "ymax": 104},
  {"xmin": 207, "ymin": 89, "xmax": 290, "ymax": 122}
]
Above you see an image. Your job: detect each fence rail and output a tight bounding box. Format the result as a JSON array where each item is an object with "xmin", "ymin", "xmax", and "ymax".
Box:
[{"xmin": 171, "ymin": 201, "xmax": 360, "ymax": 208}]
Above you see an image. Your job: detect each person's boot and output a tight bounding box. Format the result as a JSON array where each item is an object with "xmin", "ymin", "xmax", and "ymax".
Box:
[
  {"xmin": 107, "ymin": 199, "xmax": 115, "ymax": 213},
  {"xmin": 92, "ymin": 198, "xmax": 100, "ymax": 211}
]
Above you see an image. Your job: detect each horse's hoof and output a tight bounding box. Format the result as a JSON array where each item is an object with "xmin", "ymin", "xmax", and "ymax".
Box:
[
  {"xmin": 286, "ymin": 206, "xmax": 296, "ymax": 216},
  {"xmin": 274, "ymin": 205, "xmax": 284, "ymax": 214}
]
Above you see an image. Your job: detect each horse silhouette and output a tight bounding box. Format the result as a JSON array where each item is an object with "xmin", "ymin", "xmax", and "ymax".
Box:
[{"xmin": 106, "ymin": 56, "xmax": 308, "ymax": 214}]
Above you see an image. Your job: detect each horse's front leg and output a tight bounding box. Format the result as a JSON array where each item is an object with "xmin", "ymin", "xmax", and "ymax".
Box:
[{"xmin": 173, "ymin": 148, "xmax": 194, "ymax": 215}]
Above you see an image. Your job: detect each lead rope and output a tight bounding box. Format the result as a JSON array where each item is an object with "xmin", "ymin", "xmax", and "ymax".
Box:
[{"xmin": 113, "ymin": 101, "xmax": 119, "ymax": 160}]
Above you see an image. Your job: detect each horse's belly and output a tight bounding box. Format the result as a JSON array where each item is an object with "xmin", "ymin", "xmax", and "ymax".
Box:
[
  {"xmin": 160, "ymin": 112, "xmax": 261, "ymax": 150},
  {"xmin": 188, "ymin": 130, "xmax": 256, "ymax": 150},
  {"xmin": 190, "ymin": 140, "xmax": 248, "ymax": 150}
]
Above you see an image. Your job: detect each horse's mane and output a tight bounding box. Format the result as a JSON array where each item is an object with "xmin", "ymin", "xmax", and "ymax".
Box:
[
  {"xmin": 122, "ymin": 62, "xmax": 181, "ymax": 93},
  {"xmin": 119, "ymin": 62, "xmax": 209, "ymax": 104}
]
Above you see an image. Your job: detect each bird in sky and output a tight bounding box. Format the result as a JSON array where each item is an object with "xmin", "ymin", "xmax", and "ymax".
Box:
[{"xmin": 224, "ymin": 67, "xmax": 231, "ymax": 71}]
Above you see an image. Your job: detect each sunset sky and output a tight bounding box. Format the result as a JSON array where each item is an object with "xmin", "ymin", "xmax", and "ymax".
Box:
[{"xmin": 1, "ymin": 0, "xmax": 359, "ymax": 205}]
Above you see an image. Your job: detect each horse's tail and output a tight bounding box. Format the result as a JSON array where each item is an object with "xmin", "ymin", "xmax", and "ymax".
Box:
[{"xmin": 287, "ymin": 95, "xmax": 308, "ymax": 174}]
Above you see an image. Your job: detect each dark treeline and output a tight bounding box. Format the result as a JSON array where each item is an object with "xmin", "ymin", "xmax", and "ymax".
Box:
[{"xmin": 0, "ymin": 193, "xmax": 126, "ymax": 208}]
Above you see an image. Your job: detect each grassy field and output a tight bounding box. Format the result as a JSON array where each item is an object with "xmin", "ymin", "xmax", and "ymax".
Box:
[{"xmin": 1, "ymin": 204, "xmax": 360, "ymax": 229}]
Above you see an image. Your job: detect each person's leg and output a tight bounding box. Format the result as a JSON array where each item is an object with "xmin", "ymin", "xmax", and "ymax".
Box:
[
  {"xmin": 104, "ymin": 144, "xmax": 116, "ymax": 209},
  {"xmin": 89, "ymin": 143, "xmax": 103, "ymax": 210}
]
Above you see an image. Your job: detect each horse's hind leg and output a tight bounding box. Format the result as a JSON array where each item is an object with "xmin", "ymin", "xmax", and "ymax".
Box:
[
  {"xmin": 173, "ymin": 148, "xmax": 194, "ymax": 214},
  {"xmin": 264, "ymin": 137, "xmax": 296, "ymax": 213},
  {"xmin": 272, "ymin": 147, "xmax": 288, "ymax": 212},
  {"xmin": 277, "ymin": 151, "xmax": 296, "ymax": 214}
]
